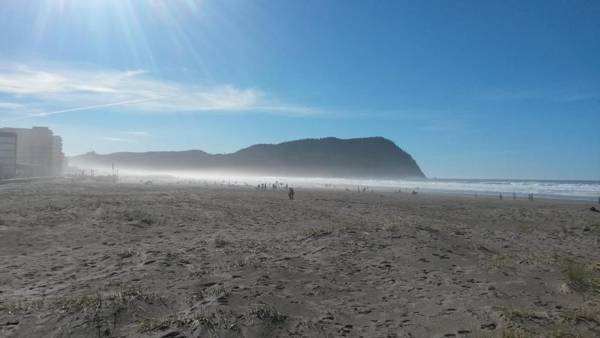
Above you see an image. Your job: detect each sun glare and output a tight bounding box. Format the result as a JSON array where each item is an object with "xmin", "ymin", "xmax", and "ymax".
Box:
[{"xmin": 31, "ymin": 0, "xmax": 207, "ymax": 73}]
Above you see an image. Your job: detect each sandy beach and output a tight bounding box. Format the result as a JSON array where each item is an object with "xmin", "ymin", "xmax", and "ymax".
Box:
[{"xmin": 1, "ymin": 179, "xmax": 599, "ymax": 337}]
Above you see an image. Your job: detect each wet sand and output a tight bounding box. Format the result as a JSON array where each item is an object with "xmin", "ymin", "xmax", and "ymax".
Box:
[{"xmin": 1, "ymin": 180, "xmax": 599, "ymax": 337}]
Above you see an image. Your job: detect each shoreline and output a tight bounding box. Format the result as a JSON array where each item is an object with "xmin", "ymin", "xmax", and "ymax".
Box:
[
  {"xmin": 2, "ymin": 174, "xmax": 598, "ymax": 203},
  {"xmin": 120, "ymin": 172, "xmax": 600, "ymax": 203}
]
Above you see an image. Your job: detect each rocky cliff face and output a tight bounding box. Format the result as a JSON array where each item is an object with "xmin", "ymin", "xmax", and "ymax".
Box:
[{"xmin": 70, "ymin": 137, "xmax": 426, "ymax": 179}]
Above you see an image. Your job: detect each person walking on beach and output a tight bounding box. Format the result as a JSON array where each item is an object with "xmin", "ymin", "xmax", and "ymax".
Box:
[{"xmin": 288, "ymin": 187, "xmax": 295, "ymax": 200}]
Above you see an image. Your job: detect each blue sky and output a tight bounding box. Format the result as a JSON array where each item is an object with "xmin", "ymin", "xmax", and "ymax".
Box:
[{"xmin": 0, "ymin": 0, "xmax": 599, "ymax": 179}]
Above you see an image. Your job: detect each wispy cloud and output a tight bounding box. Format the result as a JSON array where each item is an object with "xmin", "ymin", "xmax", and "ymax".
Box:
[
  {"xmin": 0, "ymin": 62, "xmax": 318, "ymax": 121},
  {"xmin": 3, "ymin": 97, "xmax": 162, "ymax": 122},
  {"xmin": 0, "ymin": 102, "xmax": 25, "ymax": 110},
  {"xmin": 122, "ymin": 131, "xmax": 151, "ymax": 137},
  {"xmin": 102, "ymin": 137, "xmax": 135, "ymax": 143}
]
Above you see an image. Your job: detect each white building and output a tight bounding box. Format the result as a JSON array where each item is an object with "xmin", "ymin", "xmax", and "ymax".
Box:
[{"xmin": 0, "ymin": 127, "xmax": 65, "ymax": 177}]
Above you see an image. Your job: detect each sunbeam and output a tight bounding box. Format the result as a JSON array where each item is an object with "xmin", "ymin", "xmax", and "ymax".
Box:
[{"xmin": 30, "ymin": 0, "xmax": 209, "ymax": 73}]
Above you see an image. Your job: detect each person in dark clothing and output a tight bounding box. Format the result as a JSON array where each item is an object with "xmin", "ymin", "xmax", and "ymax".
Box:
[{"xmin": 288, "ymin": 187, "xmax": 295, "ymax": 200}]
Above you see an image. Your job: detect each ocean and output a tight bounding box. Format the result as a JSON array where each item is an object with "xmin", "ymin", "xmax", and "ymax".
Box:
[
  {"xmin": 115, "ymin": 169, "xmax": 600, "ymax": 202},
  {"xmin": 368, "ymin": 178, "xmax": 600, "ymax": 202},
  {"xmin": 223, "ymin": 176, "xmax": 600, "ymax": 202}
]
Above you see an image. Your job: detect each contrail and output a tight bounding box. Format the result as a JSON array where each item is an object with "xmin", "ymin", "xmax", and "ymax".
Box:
[{"xmin": 0, "ymin": 96, "xmax": 164, "ymax": 123}]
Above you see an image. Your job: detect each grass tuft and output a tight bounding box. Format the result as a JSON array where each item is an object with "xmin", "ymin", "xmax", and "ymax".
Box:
[
  {"xmin": 55, "ymin": 294, "xmax": 102, "ymax": 313},
  {"xmin": 501, "ymin": 306, "xmax": 599, "ymax": 338},
  {"xmin": 1, "ymin": 286, "xmax": 163, "ymax": 316},
  {"xmin": 138, "ymin": 310, "xmax": 227, "ymax": 333},
  {"xmin": 138, "ymin": 318, "xmax": 174, "ymax": 332},
  {"xmin": 504, "ymin": 308, "xmax": 549, "ymax": 322},
  {"xmin": 562, "ymin": 260, "xmax": 600, "ymax": 294},
  {"xmin": 247, "ymin": 304, "xmax": 287, "ymax": 323},
  {"xmin": 303, "ymin": 226, "xmax": 334, "ymax": 239},
  {"xmin": 502, "ymin": 327, "xmax": 535, "ymax": 338},
  {"xmin": 0, "ymin": 299, "xmax": 45, "ymax": 315},
  {"xmin": 108, "ymin": 287, "xmax": 162, "ymax": 306},
  {"xmin": 560, "ymin": 304, "xmax": 600, "ymax": 325},
  {"xmin": 202, "ymin": 285, "xmax": 231, "ymax": 299},
  {"xmin": 488, "ymin": 254, "xmax": 514, "ymax": 271}
]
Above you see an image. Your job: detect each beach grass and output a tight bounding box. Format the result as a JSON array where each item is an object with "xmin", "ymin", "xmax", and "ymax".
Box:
[
  {"xmin": 247, "ymin": 304, "xmax": 287, "ymax": 323},
  {"xmin": 561, "ymin": 260, "xmax": 600, "ymax": 294}
]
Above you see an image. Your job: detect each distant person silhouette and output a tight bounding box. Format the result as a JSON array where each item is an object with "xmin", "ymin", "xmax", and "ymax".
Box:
[{"xmin": 288, "ymin": 187, "xmax": 295, "ymax": 200}]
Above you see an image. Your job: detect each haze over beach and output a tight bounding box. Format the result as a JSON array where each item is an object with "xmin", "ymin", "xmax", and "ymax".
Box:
[
  {"xmin": 1, "ymin": 1, "xmax": 600, "ymax": 338},
  {"xmin": 67, "ymin": 137, "xmax": 600, "ymax": 201}
]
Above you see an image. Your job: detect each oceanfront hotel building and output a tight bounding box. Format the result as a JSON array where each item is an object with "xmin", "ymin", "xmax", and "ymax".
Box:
[{"xmin": 0, "ymin": 127, "xmax": 65, "ymax": 179}]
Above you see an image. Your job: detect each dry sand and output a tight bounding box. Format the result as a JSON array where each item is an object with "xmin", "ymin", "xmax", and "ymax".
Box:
[{"xmin": 1, "ymin": 180, "xmax": 599, "ymax": 338}]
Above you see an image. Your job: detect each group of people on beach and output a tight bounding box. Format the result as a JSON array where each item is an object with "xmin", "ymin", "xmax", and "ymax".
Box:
[
  {"xmin": 256, "ymin": 181, "xmax": 294, "ymax": 200},
  {"xmin": 256, "ymin": 182, "xmax": 289, "ymax": 190},
  {"xmin": 497, "ymin": 192, "xmax": 534, "ymax": 200}
]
